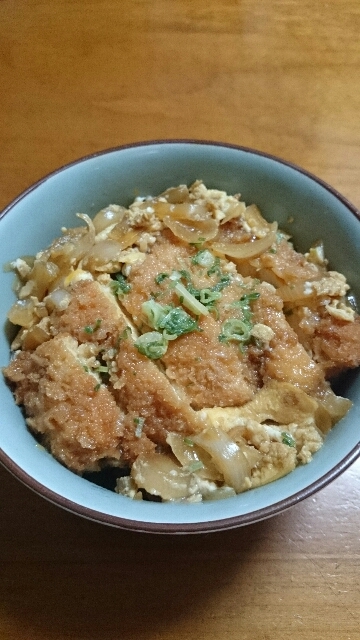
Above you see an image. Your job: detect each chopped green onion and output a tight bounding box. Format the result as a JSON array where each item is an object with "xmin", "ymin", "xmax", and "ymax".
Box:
[
  {"xmin": 207, "ymin": 257, "xmax": 221, "ymax": 277},
  {"xmin": 134, "ymin": 417, "xmax": 145, "ymax": 438},
  {"xmin": 94, "ymin": 383, "xmax": 101, "ymax": 392},
  {"xmin": 115, "ymin": 326, "xmax": 131, "ymax": 347},
  {"xmin": 281, "ymin": 432, "xmax": 296, "ymax": 448},
  {"xmin": 169, "ymin": 270, "xmax": 191, "ymax": 283},
  {"xmin": 134, "ymin": 331, "xmax": 168, "ymax": 359},
  {"xmin": 142, "ymin": 299, "xmax": 170, "ymax": 330},
  {"xmin": 192, "ymin": 249, "xmax": 215, "ymax": 268},
  {"xmin": 96, "ymin": 365, "xmax": 109, "ymax": 374},
  {"xmin": 178, "ymin": 269, "xmax": 192, "ymax": 282},
  {"xmin": 199, "ymin": 288, "xmax": 221, "ymax": 306},
  {"xmin": 173, "ymin": 281, "xmax": 209, "ymax": 316},
  {"xmin": 219, "ymin": 318, "xmax": 252, "ymax": 345},
  {"xmin": 231, "ymin": 292, "xmax": 260, "ymax": 321},
  {"xmin": 111, "ymin": 272, "xmax": 131, "ymax": 296},
  {"xmin": 159, "ymin": 307, "xmax": 200, "ymax": 338},
  {"xmin": 211, "ymin": 274, "xmax": 231, "ymax": 292},
  {"xmin": 155, "ymin": 273, "xmax": 169, "ymax": 285},
  {"xmin": 183, "ymin": 437, "xmax": 194, "ymax": 446},
  {"xmin": 84, "ymin": 318, "xmax": 102, "ymax": 334}
]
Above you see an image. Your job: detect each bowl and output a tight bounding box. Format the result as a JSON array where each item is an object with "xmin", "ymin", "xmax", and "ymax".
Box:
[{"xmin": 1, "ymin": 140, "xmax": 360, "ymax": 534}]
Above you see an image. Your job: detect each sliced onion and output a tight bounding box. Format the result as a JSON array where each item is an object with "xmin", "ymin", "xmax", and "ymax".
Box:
[
  {"xmin": 108, "ymin": 228, "xmax": 140, "ymax": 249},
  {"xmin": 8, "ymin": 299, "xmax": 36, "ymax": 328},
  {"xmin": 70, "ymin": 215, "xmax": 96, "ymax": 259},
  {"xmin": 276, "ymin": 281, "xmax": 316, "ymax": 302},
  {"xmin": 192, "ymin": 426, "xmax": 251, "ymax": 493},
  {"xmin": 211, "ymin": 222, "xmax": 278, "ymax": 260},
  {"xmin": 220, "ymin": 201, "xmax": 246, "ymax": 225},
  {"xmin": 82, "ymin": 240, "xmax": 126, "ymax": 270},
  {"xmin": 161, "ymin": 185, "xmax": 190, "ymax": 204},
  {"xmin": 166, "ymin": 432, "xmax": 222, "ymax": 481},
  {"xmin": 131, "ymin": 453, "xmax": 193, "ymax": 500},
  {"xmin": 164, "ymin": 216, "xmax": 219, "ymax": 243},
  {"xmin": 228, "ymin": 429, "xmax": 262, "ymax": 468},
  {"xmin": 28, "ymin": 260, "xmax": 60, "ymax": 300},
  {"xmin": 43, "ymin": 227, "xmax": 93, "ymax": 269},
  {"xmin": 153, "ymin": 201, "xmax": 210, "ymax": 221},
  {"xmin": 92, "ymin": 205, "xmax": 126, "ymax": 233},
  {"xmin": 243, "ymin": 204, "xmax": 272, "ymax": 234}
]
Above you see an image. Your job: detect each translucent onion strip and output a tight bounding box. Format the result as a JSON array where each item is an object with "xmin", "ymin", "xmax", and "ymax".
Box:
[
  {"xmin": 131, "ymin": 453, "xmax": 193, "ymax": 500},
  {"xmin": 192, "ymin": 426, "xmax": 251, "ymax": 493},
  {"xmin": 166, "ymin": 432, "xmax": 222, "ymax": 481},
  {"xmin": 211, "ymin": 222, "xmax": 278, "ymax": 260},
  {"xmin": 92, "ymin": 205, "xmax": 126, "ymax": 233},
  {"xmin": 220, "ymin": 201, "xmax": 246, "ymax": 225},
  {"xmin": 276, "ymin": 281, "xmax": 316, "ymax": 303},
  {"xmin": 164, "ymin": 216, "xmax": 219, "ymax": 243},
  {"xmin": 153, "ymin": 201, "xmax": 210, "ymax": 221}
]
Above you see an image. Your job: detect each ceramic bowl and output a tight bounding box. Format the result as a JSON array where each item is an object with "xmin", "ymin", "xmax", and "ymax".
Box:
[{"xmin": 1, "ymin": 140, "xmax": 360, "ymax": 533}]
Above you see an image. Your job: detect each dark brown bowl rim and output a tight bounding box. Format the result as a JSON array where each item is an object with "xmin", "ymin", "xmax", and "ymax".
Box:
[{"xmin": 1, "ymin": 139, "xmax": 360, "ymax": 534}]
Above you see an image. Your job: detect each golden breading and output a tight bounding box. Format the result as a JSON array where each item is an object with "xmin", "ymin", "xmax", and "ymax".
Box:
[
  {"xmin": 236, "ymin": 237, "xmax": 322, "ymax": 286},
  {"xmin": 50, "ymin": 279, "xmax": 128, "ymax": 349},
  {"xmin": 123, "ymin": 234, "xmax": 260, "ymax": 408},
  {"xmin": 252, "ymin": 284, "xmax": 324, "ymax": 393},
  {"xmin": 113, "ymin": 336, "xmax": 206, "ymax": 462},
  {"xmin": 4, "ymin": 334, "xmax": 125, "ymax": 472},
  {"xmin": 121, "ymin": 231, "xmax": 193, "ymax": 324},
  {"xmin": 312, "ymin": 316, "xmax": 360, "ymax": 377},
  {"xmin": 162, "ymin": 315, "xmax": 258, "ymax": 408}
]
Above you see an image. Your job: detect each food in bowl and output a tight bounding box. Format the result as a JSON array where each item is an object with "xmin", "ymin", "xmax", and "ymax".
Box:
[{"xmin": 3, "ymin": 180, "xmax": 360, "ymax": 502}]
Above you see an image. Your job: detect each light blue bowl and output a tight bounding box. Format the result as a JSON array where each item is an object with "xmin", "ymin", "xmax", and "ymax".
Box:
[{"xmin": 1, "ymin": 141, "xmax": 359, "ymax": 533}]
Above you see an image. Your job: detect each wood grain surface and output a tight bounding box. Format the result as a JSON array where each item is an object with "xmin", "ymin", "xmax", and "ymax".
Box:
[{"xmin": 0, "ymin": 1, "xmax": 359, "ymax": 639}]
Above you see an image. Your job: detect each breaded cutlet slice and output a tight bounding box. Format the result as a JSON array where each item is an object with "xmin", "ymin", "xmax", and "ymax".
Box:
[
  {"xmin": 50, "ymin": 278, "xmax": 132, "ymax": 350},
  {"xmin": 3, "ymin": 333, "xmax": 125, "ymax": 472},
  {"xmin": 122, "ymin": 233, "xmax": 260, "ymax": 408},
  {"xmin": 252, "ymin": 284, "xmax": 325, "ymax": 394},
  {"xmin": 312, "ymin": 315, "xmax": 360, "ymax": 377},
  {"xmin": 113, "ymin": 335, "xmax": 207, "ymax": 463}
]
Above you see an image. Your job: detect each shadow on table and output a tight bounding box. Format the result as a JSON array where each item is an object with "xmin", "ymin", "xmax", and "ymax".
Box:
[{"xmin": 1, "ymin": 467, "xmax": 280, "ymax": 640}]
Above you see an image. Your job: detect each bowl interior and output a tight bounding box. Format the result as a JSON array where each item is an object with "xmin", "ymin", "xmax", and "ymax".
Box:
[{"xmin": 1, "ymin": 141, "xmax": 360, "ymax": 532}]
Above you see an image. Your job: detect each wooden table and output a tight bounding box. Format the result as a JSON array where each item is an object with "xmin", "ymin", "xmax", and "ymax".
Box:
[{"xmin": 0, "ymin": 2, "xmax": 359, "ymax": 638}]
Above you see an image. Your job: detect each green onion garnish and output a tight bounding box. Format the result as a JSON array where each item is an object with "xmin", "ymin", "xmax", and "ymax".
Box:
[
  {"xmin": 134, "ymin": 331, "xmax": 168, "ymax": 359},
  {"xmin": 142, "ymin": 299, "xmax": 171, "ymax": 330},
  {"xmin": 155, "ymin": 273, "xmax": 169, "ymax": 285},
  {"xmin": 281, "ymin": 432, "xmax": 296, "ymax": 448},
  {"xmin": 111, "ymin": 272, "xmax": 131, "ymax": 296},
  {"xmin": 191, "ymin": 249, "xmax": 215, "ymax": 268},
  {"xmin": 207, "ymin": 257, "xmax": 222, "ymax": 277},
  {"xmin": 134, "ymin": 417, "xmax": 145, "ymax": 438},
  {"xmin": 159, "ymin": 307, "xmax": 200, "ymax": 338},
  {"xmin": 84, "ymin": 318, "xmax": 102, "ymax": 334},
  {"xmin": 173, "ymin": 280, "xmax": 209, "ymax": 316},
  {"xmin": 219, "ymin": 318, "xmax": 252, "ymax": 345}
]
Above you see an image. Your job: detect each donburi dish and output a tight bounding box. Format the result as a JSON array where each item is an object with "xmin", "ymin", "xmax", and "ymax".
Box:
[{"xmin": 3, "ymin": 181, "xmax": 360, "ymax": 502}]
